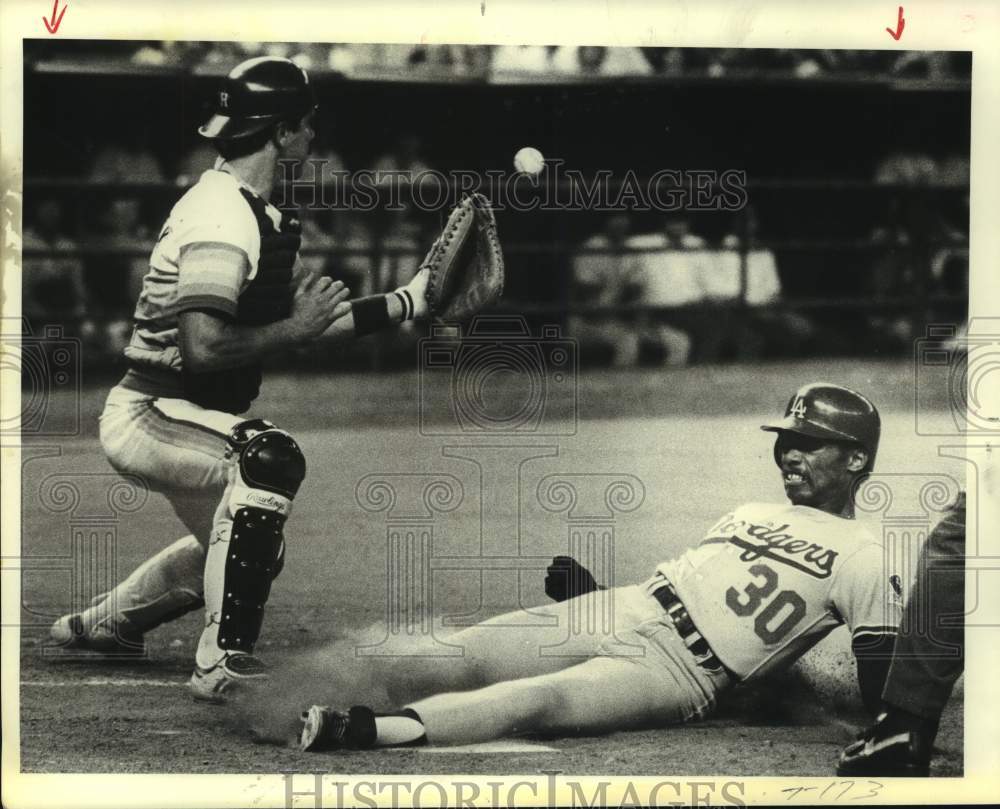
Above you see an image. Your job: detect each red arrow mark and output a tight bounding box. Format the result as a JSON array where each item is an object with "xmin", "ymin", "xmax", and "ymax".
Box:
[
  {"xmin": 886, "ymin": 6, "xmax": 905, "ymax": 40},
  {"xmin": 42, "ymin": 0, "xmax": 68, "ymax": 34}
]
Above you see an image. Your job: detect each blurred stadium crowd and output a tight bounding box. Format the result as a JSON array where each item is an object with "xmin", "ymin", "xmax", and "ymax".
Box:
[
  {"xmin": 30, "ymin": 40, "xmax": 973, "ymax": 82},
  {"xmin": 22, "ymin": 43, "xmax": 969, "ymax": 370}
]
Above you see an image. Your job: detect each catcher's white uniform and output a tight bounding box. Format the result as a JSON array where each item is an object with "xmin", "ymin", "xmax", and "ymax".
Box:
[{"xmin": 58, "ymin": 160, "xmax": 301, "ymax": 675}]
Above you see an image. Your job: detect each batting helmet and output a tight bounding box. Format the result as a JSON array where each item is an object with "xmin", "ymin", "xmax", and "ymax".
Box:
[
  {"xmin": 199, "ymin": 57, "xmax": 316, "ymax": 140},
  {"xmin": 761, "ymin": 382, "xmax": 881, "ymax": 471}
]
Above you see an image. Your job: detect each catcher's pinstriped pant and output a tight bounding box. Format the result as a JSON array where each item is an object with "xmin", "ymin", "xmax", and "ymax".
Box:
[
  {"xmin": 100, "ymin": 384, "xmax": 239, "ymax": 498},
  {"xmin": 79, "ymin": 386, "xmax": 245, "ymax": 652}
]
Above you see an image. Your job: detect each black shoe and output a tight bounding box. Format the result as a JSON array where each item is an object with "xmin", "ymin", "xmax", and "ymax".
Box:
[
  {"xmin": 299, "ymin": 705, "xmax": 377, "ymax": 751},
  {"xmin": 300, "ymin": 706, "xmax": 349, "ymax": 751},
  {"xmin": 837, "ymin": 712, "xmax": 932, "ymax": 777}
]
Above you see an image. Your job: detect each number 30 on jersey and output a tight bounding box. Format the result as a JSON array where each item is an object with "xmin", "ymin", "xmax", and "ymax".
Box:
[{"xmin": 726, "ymin": 563, "xmax": 807, "ymax": 644}]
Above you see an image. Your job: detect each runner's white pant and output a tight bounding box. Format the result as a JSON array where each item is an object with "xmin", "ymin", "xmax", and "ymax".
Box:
[{"xmin": 362, "ymin": 584, "xmax": 731, "ymax": 742}]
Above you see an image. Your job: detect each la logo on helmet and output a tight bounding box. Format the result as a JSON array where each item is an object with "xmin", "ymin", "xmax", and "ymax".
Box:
[
  {"xmin": 220, "ymin": 91, "xmax": 229, "ymax": 109},
  {"xmin": 789, "ymin": 396, "xmax": 808, "ymax": 419}
]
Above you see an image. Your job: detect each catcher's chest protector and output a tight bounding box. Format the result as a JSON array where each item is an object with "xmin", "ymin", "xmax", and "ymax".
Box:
[
  {"xmin": 182, "ymin": 190, "xmax": 301, "ymax": 415},
  {"xmin": 237, "ymin": 189, "xmax": 301, "ymax": 326}
]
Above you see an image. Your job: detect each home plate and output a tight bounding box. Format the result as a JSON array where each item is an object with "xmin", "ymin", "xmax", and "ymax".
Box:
[{"xmin": 419, "ymin": 741, "xmax": 559, "ymax": 754}]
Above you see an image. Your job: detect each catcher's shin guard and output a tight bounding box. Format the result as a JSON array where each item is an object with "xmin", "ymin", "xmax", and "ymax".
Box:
[{"xmin": 216, "ymin": 419, "xmax": 305, "ymax": 654}]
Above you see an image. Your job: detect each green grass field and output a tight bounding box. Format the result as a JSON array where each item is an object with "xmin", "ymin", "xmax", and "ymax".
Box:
[{"xmin": 16, "ymin": 360, "xmax": 963, "ymax": 775}]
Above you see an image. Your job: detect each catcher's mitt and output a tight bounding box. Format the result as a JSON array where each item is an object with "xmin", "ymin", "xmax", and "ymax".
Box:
[{"xmin": 422, "ymin": 193, "xmax": 504, "ymax": 322}]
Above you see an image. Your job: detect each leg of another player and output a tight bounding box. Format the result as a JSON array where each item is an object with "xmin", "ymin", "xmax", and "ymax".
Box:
[
  {"xmin": 838, "ymin": 492, "xmax": 966, "ymax": 776},
  {"xmin": 881, "ymin": 491, "xmax": 966, "ymax": 720}
]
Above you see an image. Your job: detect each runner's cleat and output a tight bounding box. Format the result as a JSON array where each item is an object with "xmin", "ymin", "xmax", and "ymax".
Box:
[
  {"xmin": 299, "ymin": 705, "xmax": 350, "ymax": 751},
  {"xmin": 299, "ymin": 705, "xmax": 380, "ymax": 751}
]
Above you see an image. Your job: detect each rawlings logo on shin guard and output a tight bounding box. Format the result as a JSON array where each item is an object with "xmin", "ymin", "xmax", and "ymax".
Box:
[{"xmin": 230, "ymin": 485, "xmax": 291, "ymax": 515}]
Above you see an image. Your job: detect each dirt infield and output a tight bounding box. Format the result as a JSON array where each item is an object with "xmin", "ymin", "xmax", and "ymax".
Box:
[{"xmin": 17, "ymin": 361, "xmax": 963, "ymax": 775}]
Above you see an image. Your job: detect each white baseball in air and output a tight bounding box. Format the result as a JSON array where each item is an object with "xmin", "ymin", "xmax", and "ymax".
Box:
[{"xmin": 513, "ymin": 146, "xmax": 545, "ymax": 176}]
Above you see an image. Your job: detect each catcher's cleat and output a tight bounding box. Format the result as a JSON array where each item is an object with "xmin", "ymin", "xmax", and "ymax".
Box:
[
  {"xmin": 48, "ymin": 613, "xmax": 146, "ymax": 657},
  {"xmin": 836, "ymin": 712, "xmax": 933, "ymax": 777},
  {"xmin": 188, "ymin": 653, "xmax": 268, "ymax": 704},
  {"xmin": 299, "ymin": 705, "xmax": 378, "ymax": 752}
]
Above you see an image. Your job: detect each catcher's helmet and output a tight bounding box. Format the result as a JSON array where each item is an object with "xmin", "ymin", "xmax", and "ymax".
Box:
[
  {"xmin": 761, "ymin": 382, "xmax": 881, "ymax": 471},
  {"xmin": 199, "ymin": 56, "xmax": 316, "ymax": 140}
]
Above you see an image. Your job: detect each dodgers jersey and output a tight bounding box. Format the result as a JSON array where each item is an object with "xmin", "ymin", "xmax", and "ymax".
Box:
[{"xmin": 656, "ymin": 502, "xmax": 902, "ymax": 681}]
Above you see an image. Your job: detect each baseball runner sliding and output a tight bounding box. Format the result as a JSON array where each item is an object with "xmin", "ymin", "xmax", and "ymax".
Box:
[{"xmin": 298, "ymin": 383, "xmax": 904, "ymax": 750}]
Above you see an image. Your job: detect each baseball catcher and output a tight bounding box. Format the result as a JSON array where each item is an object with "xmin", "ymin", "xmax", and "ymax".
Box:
[{"xmin": 49, "ymin": 56, "xmax": 504, "ymax": 702}]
